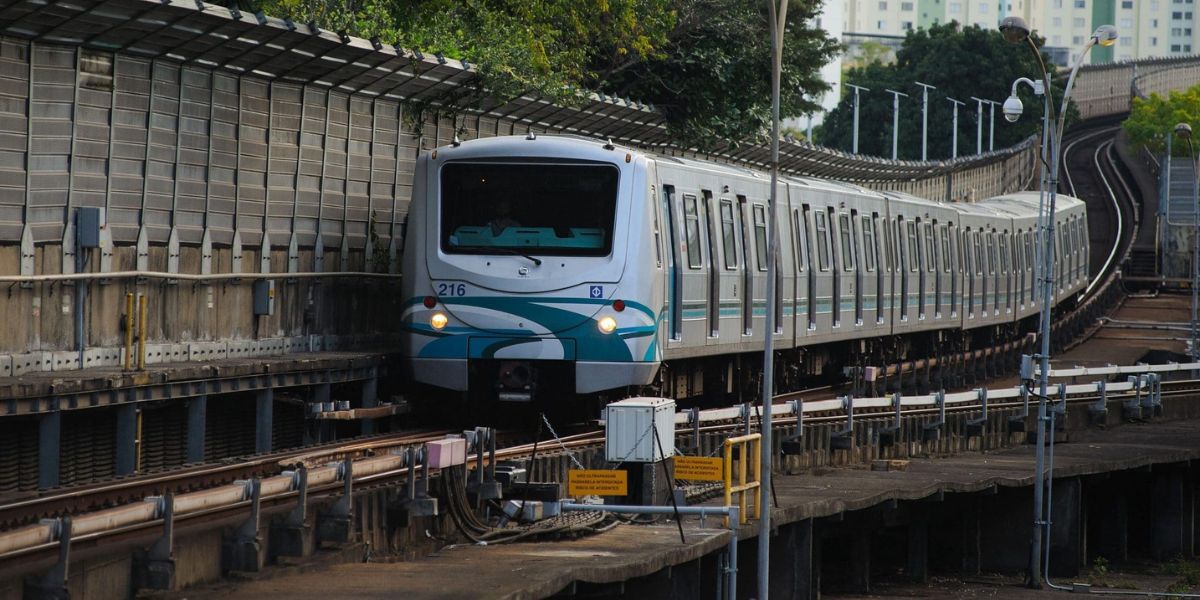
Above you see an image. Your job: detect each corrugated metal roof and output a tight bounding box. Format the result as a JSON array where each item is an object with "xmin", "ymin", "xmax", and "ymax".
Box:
[{"xmin": 0, "ymin": 0, "xmax": 1037, "ymax": 183}]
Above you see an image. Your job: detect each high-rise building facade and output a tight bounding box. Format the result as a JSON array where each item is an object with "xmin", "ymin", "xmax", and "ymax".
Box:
[{"xmin": 843, "ymin": 0, "xmax": 1200, "ymax": 65}]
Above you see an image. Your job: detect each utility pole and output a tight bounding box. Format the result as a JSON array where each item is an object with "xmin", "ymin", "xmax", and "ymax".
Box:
[
  {"xmin": 970, "ymin": 96, "xmax": 987, "ymax": 154},
  {"xmin": 846, "ymin": 83, "xmax": 869, "ymax": 154},
  {"xmin": 988, "ymin": 100, "xmax": 998, "ymax": 151},
  {"xmin": 886, "ymin": 89, "xmax": 908, "ymax": 160},
  {"xmin": 915, "ymin": 81, "xmax": 936, "ymax": 161},
  {"xmin": 947, "ymin": 97, "xmax": 965, "ymax": 159}
]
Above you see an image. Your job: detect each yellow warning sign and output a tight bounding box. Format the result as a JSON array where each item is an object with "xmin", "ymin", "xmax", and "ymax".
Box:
[
  {"xmin": 567, "ymin": 469, "xmax": 628, "ymax": 496},
  {"xmin": 673, "ymin": 456, "xmax": 724, "ymax": 481}
]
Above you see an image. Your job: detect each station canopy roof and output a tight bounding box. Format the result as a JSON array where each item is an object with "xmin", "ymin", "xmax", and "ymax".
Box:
[{"xmin": 0, "ymin": 0, "xmax": 1031, "ymax": 183}]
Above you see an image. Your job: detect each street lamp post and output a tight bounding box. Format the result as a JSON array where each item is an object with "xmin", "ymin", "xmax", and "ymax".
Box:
[
  {"xmin": 916, "ymin": 81, "xmax": 936, "ymax": 160},
  {"xmin": 1177, "ymin": 123, "xmax": 1199, "ymax": 366},
  {"xmin": 987, "ymin": 99, "xmax": 998, "ymax": 151},
  {"xmin": 847, "ymin": 83, "xmax": 869, "ymax": 154},
  {"xmin": 886, "ymin": 89, "xmax": 909, "ymax": 160},
  {"xmin": 762, "ymin": 1, "xmax": 788, "ymax": 598},
  {"xmin": 999, "ymin": 16, "xmax": 1118, "ymax": 589},
  {"xmin": 970, "ymin": 96, "xmax": 987, "ymax": 154},
  {"xmin": 947, "ymin": 97, "xmax": 965, "ymax": 159}
]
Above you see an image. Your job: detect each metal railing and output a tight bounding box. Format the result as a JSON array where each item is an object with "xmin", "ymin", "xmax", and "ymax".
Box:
[{"xmin": 722, "ymin": 433, "xmax": 762, "ymax": 526}]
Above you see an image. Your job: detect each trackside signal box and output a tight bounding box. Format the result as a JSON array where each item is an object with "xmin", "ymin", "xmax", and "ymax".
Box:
[{"xmin": 604, "ymin": 397, "xmax": 675, "ymax": 463}]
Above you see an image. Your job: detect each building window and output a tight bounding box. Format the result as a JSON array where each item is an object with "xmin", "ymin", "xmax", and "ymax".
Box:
[
  {"xmin": 1172, "ymin": 44, "xmax": 1182, "ymax": 51},
  {"xmin": 1188, "ymin": 12, "xmax": 1194, "ymax": 19},
  {"xmin": 1152, "ymin": 36, "xmax": 1159, "ymax": 46},
  {"xmin": 1173, "ymin": 27, "xmax": 1183, "ymax": 36},
  {"xmin": 1120, "ymin": 37, "xmax": 1132, "ymax": 46},
  {"xmin": 902, "ymin": 1, "xmax": 914, "ymax": 9},
  {"xmin": 1053, "ymin": 0, "xmax": 1063, "ymax": 7},
  {"xmin": 1052, "ymin": 35, "xmax": 1063, "ymax": 45},
  {"xmin": 1153, "ymin": 19, "xmax": 1160, "ymax": 27},
  {"xmin": 979, "ymin": 2, "xmax": 988, "ymax": 11},
  {"xmin": 1074, "ymin": 0, "xmax": 1085, "ymax": 6},
  {"xmin": 1052, "ymin": 17, "xmax": 1063, "ymax": 26},
  {"xmin": 1120, "ymin": 18, "xmax": 1132, "ymax": 28},
  {"xmin": 1187, "ymin": 45, "xmax": 1194, "ymax": 53},
  {"xmin": 1122, "ymin": 0, "xmax": 1133, "ymax": 6},
  {"xmin": 1073, "ymin": 35, "xmax": 1085, "ymax": 45},
  {"xmin": 903, "ymin": 21, "xmax": 914, "ymax": 29},
  {"xmin": 949, "ymin": 2, "xmax": 962, "ymax": 12},
  {"xmin": 1174, "ymin": 11, "xmax": 1184, "ymax": 18},
  {"xmin": 1073, "ymin": 17, "xmax": 1086, "ymax": 27},
  {"xmin": 878, "ymin": 19, "xmax": 887, "ymax": 29},
  {"xmin": 879, "ymin": 1, "xmax": 888, "ymax": 9}
]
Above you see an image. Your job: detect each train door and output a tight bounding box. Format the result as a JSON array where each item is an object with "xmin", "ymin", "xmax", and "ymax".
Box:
[
  {"xmin": 702, "ymin": 190, "xmax": 720, "ymax": 338},
  {"xmin": 964, "ymin": 229, "xmax": 974, "ymax": 318},
  {"xmin": 920, "ymin": 219, "xmax": 932, "ymax": 320},
  {"xmin": 973, "ymin": 230, "xmax": 984, "ymax": 318},
  {"xmin": 986, "ymin": 231, "xmax": 997, "ymax": 316},
  {"xmin": 866, "ymin": 213, "xmax": 883, "ymax": 325},
  {"xmin": 722, "ymin": 197, "xmax": 748, "ymax": 335},
  {"xmin": 883, "ymin": 213, "xmax": 895, "ymax": 327},
  {"xmin": 936, "ymin": 223, "xmax": 948, "ymax": 319},
  {"xmin": 803, "ymin": 205, "xmax": 817, "ymax": 331},
  {"xmin": 1000, "ymin": 232, "xmax": 1011, "ymax": 313},
  {"xmin": 1014, "ymin": 229, "xmax": 1024, "ymax": 309},
  {"xmin": 827, "ymin": 208, "xmax": 842, "ymax": 327},
  {"xmin": 949, "ymin": 223, "xmax": 959, "ymax": 319},
  {"xmin": 663, "ymin": 185, "xmax": 682, "ymax": 341},
  {"xmin": 792, "ymin": 207, "xmax": 808, "ymax": 337},
  {"xmin": 840, "ymin": 212, "xmax": 861, "ymax": 326},
  {"xmin": 896, "ymin": 217, "xmax": 908, "ymax": 322}
]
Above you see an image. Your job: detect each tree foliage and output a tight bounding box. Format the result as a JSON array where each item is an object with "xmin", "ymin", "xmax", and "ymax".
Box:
[
  {"xmin": 818, "ymin": 22, "xmax": 1076, "ymax": 161},
  {"xmin": 1123, "ymin": 86, "xmax": 1200, "ymax": 156},
  {"xmin": 248, "ymin": 0, "xmax": 840, "ymax": 147}
]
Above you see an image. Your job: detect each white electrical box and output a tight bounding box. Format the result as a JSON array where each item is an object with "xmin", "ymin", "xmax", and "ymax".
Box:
[{"xmin": 604, "ymin": 397, "xmax": 675, "ymax": 463}]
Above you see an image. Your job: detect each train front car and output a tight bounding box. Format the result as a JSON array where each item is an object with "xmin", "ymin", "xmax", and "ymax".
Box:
[{"xmin": 400, "ymin": 136, "xmax": 662, "ymax": 407}]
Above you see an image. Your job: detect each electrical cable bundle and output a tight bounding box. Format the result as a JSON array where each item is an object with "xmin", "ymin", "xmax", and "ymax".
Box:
[{"xmin": 440, "ymin": 465, "xmax": 615, "ymax": 544}]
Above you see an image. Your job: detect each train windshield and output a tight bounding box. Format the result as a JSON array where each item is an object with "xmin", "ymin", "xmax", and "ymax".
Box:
[{"xmin": 440, "ymin": 162, "xmax": 619, "ymax": 257}]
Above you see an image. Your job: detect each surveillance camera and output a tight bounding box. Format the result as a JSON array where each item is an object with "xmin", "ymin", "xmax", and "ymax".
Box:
[{"xmin": 1002, "ymin": 96, "xmax": 1023, "ymax": 123}]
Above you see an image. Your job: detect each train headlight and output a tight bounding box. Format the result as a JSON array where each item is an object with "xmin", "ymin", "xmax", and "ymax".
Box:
[
  {"xmin": 430, "ymin": 312, "xmax": 448, "ymax": 330},
  {"xmin": 597, "ymin": 316, "xmax": 617, "ymax": 334}
]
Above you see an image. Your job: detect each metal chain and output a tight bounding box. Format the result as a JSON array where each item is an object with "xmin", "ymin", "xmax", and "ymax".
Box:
[{"xmin": 540, "ymin": 413, "xmax": 586, "ymax": 470}]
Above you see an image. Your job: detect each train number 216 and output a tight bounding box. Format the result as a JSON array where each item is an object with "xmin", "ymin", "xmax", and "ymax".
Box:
[{"xmin": 435, "ymin": 282, "xmax": 467, "ymax": 297}]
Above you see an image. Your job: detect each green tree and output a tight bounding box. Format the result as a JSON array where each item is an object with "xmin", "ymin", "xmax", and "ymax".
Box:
[
  {"xmin": 818, "ymin": 22, "xmax": 1075, "ymax": 161},
  {"xmin": 249, "ymin": 0, "xmax": 841, "ymax": 148},
  {"xmin": 1124, "ymin": 86, "xmax": 1200, "ymax": 156}
]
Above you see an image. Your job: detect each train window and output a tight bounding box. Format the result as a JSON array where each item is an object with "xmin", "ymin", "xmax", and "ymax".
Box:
[
  {"xmin": 720, "ymin": 199, "xmax": 737, "ymax": 269},
  {"xmin": 986, "ymin": 232, "xmax": 996, "ymax": 275},
  {"xmin": 440, "ymin": 162, "xmax": 619, "ymax": 257},
  {"xmin": 815, "ymin": 210, "xmax": 831, "ymax": 271},
  {"xmin": 924, "ymin": 222, "xmax": 936, "ymax": 273},
  {"xmin": 684, "ymin": 194, "xmax": 702, "ymax": 268},
  {"xmin": 906, "ymin": 220, "xmax": 919, "ymax": 272},
  {"xmin": 939, "ymin": 226, "xmax": 951, "ymax": 272},
  {"xmin": 973, "ymin": 231, "xmax": 983, "ymax": 276},
  {"xmin": 839, "ymin": 213, "xmax": 855, "ymax": 271},
  {"xmin": 753, "ymin": 205, "xmax": 768, "ymax": 271},
  {"xmin": 792, "ymin": 210, "xmax": 806, "ymax": 272},
  {"xmin": 862, "ymin": 215, "xmax": 877, "ymax": 272}
]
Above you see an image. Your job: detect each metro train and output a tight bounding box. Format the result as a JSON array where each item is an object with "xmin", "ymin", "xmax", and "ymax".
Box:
[{"xmin": 400, "ymin": 134, "xmax": 1088, "ymax": 409}]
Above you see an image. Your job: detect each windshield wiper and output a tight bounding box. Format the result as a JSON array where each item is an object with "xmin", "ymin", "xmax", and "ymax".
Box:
[{"xmin": 453, "ymin": 245, "xmax": 542, "ymax": 266}]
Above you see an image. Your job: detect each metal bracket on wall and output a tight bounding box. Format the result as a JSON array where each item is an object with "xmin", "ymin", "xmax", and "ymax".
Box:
[
  {"xmin": 260, "ymin": 231, "xmax": 272, "ymax": 274},
  {"xmin": 287, "ymin": 232, "xmax": 299, "ymax": 281},
  {"xmin": 222, "ymin": 479, "xmax": 262, "ymax": 573},
  {"xmin": 966, "ymin": 387, "xmax": 988, "ymax": 436},
  {"xmin": 24, "ymin": 517, "xmax": 71, "ymax": 600},
  {"xmin": 313, "ymin": 234, "xmax": 325, "ymax": 275},
  {"xmin": 135, "ymin": 226, "xmax": 149, "ymax": 274},
  {"xmin": 166, "ymin": 228, "xmax": 180, "ymax": 284},
  {"xmin": 316, "ymin": 459, "xmax": 354, "ymax": 545},
  {"xmin": 831, "ymin": 395, "xmax": 854, "ymax": 450},
  {"xmin": 1123, "ymin": 375, "xmax": 1144, "ymax": 420},
  {"xmin": 1089, "ymin": 379, "xmax": 1108, "ymax": 423},
  {"xmin": 20, "ymin": 225, "xmax": 35, "ymax": 288},
  {"xmin": 200, "ymin": 228, "xmax": 213, "ymax": 278},
  {"xmin": 922, "ymin": 390, "xmax": 947, "ymax": 442},
  {"xmin": 875, "ymin": 392, "xmax": 903, "ymax": 448},
  {"xmin": 231, "ymin": 230, "xmax": 244, "ymax": 276},
  {"xmin": 135, "ymin": 494, "xmax": 176, "ymax": 591},
  {"xmin": 270, "ymin": 467, "xmax": 310, "ymax": 559}
]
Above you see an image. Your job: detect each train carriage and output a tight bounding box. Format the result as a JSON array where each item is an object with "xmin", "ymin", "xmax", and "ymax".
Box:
[{"xmin": 400, "ymin": 135, "xmax": 1087, "ymax": 406}]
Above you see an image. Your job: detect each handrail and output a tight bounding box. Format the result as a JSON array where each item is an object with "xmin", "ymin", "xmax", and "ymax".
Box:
[{"xmin": 722, "ymin": 433, "xmax": 761, "ymax": 526}]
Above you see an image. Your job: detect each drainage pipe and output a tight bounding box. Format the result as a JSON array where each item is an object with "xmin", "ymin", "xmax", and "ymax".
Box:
[{"xmin": 560, "ymin": 502, "xmax": 740, "ymax": 600}]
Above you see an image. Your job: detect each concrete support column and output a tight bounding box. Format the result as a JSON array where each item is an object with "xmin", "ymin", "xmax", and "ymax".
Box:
[
  {"xmin": 360, "ymin": 375, "xmax": 378, "ymax": 435},
  {"xmin": 256, "ymin": 388, "xmax": 273, "ymax": 455},
  {"xmin": 1152, "ymin": 466, "xmax": 1193, "ymax": 560},
  {"xmin": 770, "ymin": 519, "xmax": 817, "ymax": 600},
  {"xmin": 1049, "ymin": 477, "xmax": 1083, "ymax": 577},
  {"xmin": 908, "ymin": 509, "xmax": 929, "ymax": 583},
  {"xmin": 38, "ymin": 410, "xmax": 61, "ymax": 489},
  {"xmin": 1091, "ymin": 482, "xmax": 1129, "ymax": 563},
  {"xmin": 187, "ymin": 395, "xmax": 207, "ymax": 464},
  {"xmin": 116, "ymin": 403, "xmax": 138, "ymax": 476}
]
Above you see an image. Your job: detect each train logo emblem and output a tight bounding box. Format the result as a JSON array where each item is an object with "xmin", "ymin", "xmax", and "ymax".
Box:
[{"xmin": 589, "ymin": 285, "xmax": 603, "ymax": 299}]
